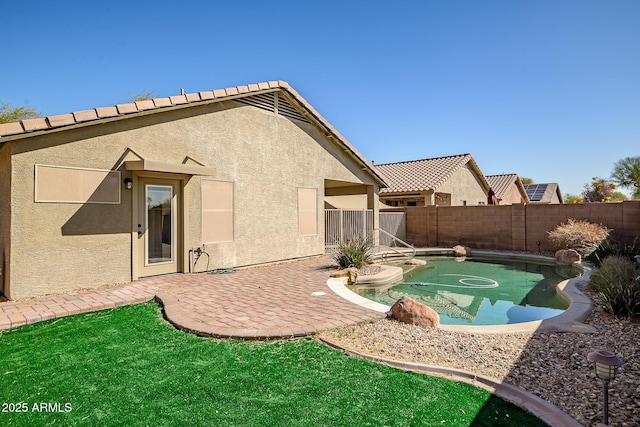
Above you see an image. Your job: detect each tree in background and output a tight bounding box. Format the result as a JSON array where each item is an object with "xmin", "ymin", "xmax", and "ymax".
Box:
[
  {"xmin": 563, "ymin": 194, "xmax": 584, "ymax": 204},
  {"xmin": 520, "ymin": 177, "xmax": 534, "ymax": 185},
  {"xmin": 0, "ymin": 101, "xmax": 41, "ymax": 124},
  {"xmin": 128, "ymin": 90, "xmax": 156, "ymax": 102},
  {"xmin": 582, "ymin": 177, "xmax": 618, "ymax": 202},
  {"xmin": 611, "ymin": 156, "xmax": 640, "ymax": 199},
  {"xmin": 613, "ymin": 191, "xmax": 628, "ymax": 201}
]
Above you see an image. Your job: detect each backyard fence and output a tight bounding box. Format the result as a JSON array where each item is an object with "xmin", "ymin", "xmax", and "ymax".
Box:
[
  {"xmin": 324, "ymin": 209, "xmax": 373, "ymax": 253},
  {"xmin": 384, "ymin": 200, "xmax": 640, "ymax": 252},
  {"xmin": 324, "ymin": 210, "xmax": 407, "ymax": 253}
]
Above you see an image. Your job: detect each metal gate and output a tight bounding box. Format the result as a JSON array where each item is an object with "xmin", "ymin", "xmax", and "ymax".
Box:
[
  {"xmin": 324, "ymin": 209, "xmax": 373, "ymax": 253},
  {"xmin": 379, "ymin": 212, "xmax": 406, "ymax": 246},
  {"xmin": 324, "ymin": 210, "xmax": 407, "ymax": 252}
]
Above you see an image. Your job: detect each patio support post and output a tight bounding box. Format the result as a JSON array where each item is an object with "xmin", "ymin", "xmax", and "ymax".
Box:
[{"xmin": 367, "ymin": 185, "xmax": 380, "ymax": 246}]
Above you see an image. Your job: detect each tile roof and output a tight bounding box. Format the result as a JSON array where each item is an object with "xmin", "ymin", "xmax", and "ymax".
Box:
[
  {"xmin": 0, "ymin": 80, "xmax": 386, "ymax": 187},
  {"xmin": 485, "ymin": 173, "xmax": 529, "ymax": 201},
  {"xmin": 375, "ymin": 153, "xmax": 489, "ymax": 193}
]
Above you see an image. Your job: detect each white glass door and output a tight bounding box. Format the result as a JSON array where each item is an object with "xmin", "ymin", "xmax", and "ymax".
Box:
[
  {"xmin": 137, "ymin": 178, "xmax": 181, "ymax": 277},
  {"xmin": 146, "ymin": 185, "xmax": 174, "ymax": 265}
]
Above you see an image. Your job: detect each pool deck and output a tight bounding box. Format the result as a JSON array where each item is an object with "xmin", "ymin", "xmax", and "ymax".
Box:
[
  {"xmin": 0, "ymin": 251, "xmax": 587, "ymax": 427},
  {"xmin": 0, "ymin": 255, "xmax": 386, "ymax": 339}
]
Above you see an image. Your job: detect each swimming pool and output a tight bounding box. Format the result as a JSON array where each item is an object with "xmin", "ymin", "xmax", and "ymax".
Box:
[{"xmin": 348, "ymin": 256, "xmax": 582, "ymax": 326}]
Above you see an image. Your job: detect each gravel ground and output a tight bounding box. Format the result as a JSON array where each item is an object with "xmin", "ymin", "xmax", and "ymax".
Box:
[{"xmin": 319, "ymin": 285, "xmax": 639, "ymax": 427}]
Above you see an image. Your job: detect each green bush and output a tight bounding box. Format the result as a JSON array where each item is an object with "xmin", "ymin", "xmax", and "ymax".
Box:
[
  {"xmin": 588, "ymin": 255, "xmax": 640, "ymax": 319},
  {"xmin": 586, "ymin": 238, "xmax": 640, "ymax": 267},
  {"xmin": 547, "ymin": 219, "xmax": 611, "ymax": 256},
  {"xmin": 333, "ymin": 238, "xmax": 373, "ymax": 269}
]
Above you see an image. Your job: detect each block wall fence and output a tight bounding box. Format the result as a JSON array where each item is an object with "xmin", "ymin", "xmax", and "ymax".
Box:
[{"xmin": 384, "ymin": 200, "xmax": 640, "ymax": 252}]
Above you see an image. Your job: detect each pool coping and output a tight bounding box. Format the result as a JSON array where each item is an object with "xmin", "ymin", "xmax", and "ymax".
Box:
[
  {"xmin": 326, "ymin": 249, "xmax": 597, "ymax": 334},
  {"xmin": 318, "ymin": 337, "xmax": 582, "ymax": 427}
]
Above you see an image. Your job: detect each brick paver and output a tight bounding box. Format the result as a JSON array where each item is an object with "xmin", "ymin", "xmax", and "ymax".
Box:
[{"xmin": 0, "ymin": 255, "xmax": 384, "ymax": 339}]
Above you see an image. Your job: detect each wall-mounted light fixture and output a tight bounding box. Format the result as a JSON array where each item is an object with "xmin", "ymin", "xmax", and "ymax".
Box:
[
  {"xmin": 587, "ymin": 349, "xmax": 624, "ymax": 425},
  {"xmin": 123, "ymin": 178, "xmax": 133, "ymax": 190}
]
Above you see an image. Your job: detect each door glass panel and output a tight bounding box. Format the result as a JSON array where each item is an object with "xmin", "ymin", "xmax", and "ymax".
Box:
[{"xmin": 146, "ymin": 185, "xmax": 173, "ymax": 265}]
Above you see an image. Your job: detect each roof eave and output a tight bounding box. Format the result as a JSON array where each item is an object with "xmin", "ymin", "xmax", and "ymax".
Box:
[{"xmin": 0, "ymin": 80, "xmax": 387, "ymax": 188}]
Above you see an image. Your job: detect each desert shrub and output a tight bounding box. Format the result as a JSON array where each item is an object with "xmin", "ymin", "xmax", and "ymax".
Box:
[
  {"xmin": 333, "ymin": 238, "xmax": 373, "ymax": 269},
  {"xmin": 547, "ymin": 219, "xmax": 611, "ymax": 256},
  {"xmin": 586, "ymin": 238, "xmax": 640, "ymax": 267},
  {"xmin": 588, "ymin": 255, "xmax": 640, "ymax": 319}
]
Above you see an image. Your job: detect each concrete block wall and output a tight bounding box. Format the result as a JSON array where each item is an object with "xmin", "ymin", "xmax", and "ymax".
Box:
[
  {"xmin": 398, "ymin": 200, "xmax": 640, "ymax": 251},
  {"xmin": 524, "ymin": 203, "xmax": 626, "ymax": 252},
  {"xmin": 436, "ymin": 205, "xmax": 513, "ymax": 250},
  {"xmin": 623, "ymin": 201, "xmax": 640, "ymax": 242}
]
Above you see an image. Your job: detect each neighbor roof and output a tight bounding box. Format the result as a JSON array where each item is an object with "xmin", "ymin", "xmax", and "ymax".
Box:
[
  {"xmin": 0, "ymin": 80, "xmax": 386, "ymax": 187},
  {"xmin": 375, "ymin": 154, "xmax": 490, "ymax": 193},
  {"xmin": 524, "ymin": 183, "xmax": 563, "ymax": 203},
  {"xmin": 486, "ymin": 173, "xmax": 530, "ymax": 202}
]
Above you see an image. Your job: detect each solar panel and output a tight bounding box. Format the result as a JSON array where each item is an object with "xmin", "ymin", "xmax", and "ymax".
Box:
[{"xmin": 525, "ymin": 184, "xmax": 548, "ymax": 201}]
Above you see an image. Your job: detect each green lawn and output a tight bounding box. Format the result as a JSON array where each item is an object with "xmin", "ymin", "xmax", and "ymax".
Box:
[{"xmin": 0, "ymin": 302, "xmax": 546, "ymax": 426}]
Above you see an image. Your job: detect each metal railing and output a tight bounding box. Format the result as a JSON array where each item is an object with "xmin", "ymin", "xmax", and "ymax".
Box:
[{"xmin": 375, "ymin": 228, "xmax": 416, "ymax": 261}]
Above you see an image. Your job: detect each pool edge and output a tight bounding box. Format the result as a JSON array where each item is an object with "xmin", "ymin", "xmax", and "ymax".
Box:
[{"xmin": 327, "ymin": 250, "xmax": 596, "ymax": 335}]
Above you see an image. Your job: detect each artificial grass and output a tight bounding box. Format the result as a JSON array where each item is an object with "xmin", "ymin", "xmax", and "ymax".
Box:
[{"xmin": 0, "ymin": 302, "xmax": 547, "ymax": 426}]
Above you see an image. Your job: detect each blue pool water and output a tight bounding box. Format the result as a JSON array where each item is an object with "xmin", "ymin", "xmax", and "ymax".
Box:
[{"xmin": 350, "ymin": 256, "xmax": 582, "ymax": 325}]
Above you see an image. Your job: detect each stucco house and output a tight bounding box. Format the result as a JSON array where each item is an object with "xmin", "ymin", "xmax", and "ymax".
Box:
[
  {"xmin": 485, "ymin": 174, "xmax": 530, "ymax": 205},
  {"xmin": 0, "ymin": 81, "xmax": 386, "ymax": 300},
  {"xmin": 524, "ymin": 183, "xmax": 563, "ymax": 204},
  {"xmin": 375, "ymin": 154, "xmax": 490, "ymax": 207}
]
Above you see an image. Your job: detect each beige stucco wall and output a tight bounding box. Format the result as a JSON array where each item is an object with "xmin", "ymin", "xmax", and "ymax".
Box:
[
  {"xmin": 501, "ymin": 183, "xmax": 526, "ymax": 205},
  {"xmin": 7, "ymin": 98, "xmax": 378, "ymax": 298},
  {"xmin": 325, "ymin": 194, "xmax": 387, "ymax": 210},
  {"xmin": 0, "ymin": 142, "xmax": 11, "ymax": 296},
  {"xmin": 436, "ymin": 164, "xmax": 487, "ymax": 206},
  {"xmin": 10, "ymin": 132, "xmax": 134, "ymax": 299}
]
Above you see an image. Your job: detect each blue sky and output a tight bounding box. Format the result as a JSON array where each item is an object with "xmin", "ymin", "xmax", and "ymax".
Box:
[{"xmin": 3, "ymin": 1, "xmax": 639, "ymax": 197}]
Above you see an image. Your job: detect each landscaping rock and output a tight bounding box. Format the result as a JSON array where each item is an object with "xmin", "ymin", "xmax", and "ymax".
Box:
[
  {"xmin": 555, "ymin": 249, "xmax": 581, "ymax": 265},
  {"xmin": 405, "ymin": 258, "xmax": 427, "ymax": 265},
  {"xmin": 320, "ymin": 283, "xmax": 640, "ymax": 427},
  {"xmin": 330, "ymin": 267, "xmax": 359, "ymax": 285},
  {"xmin": 390, "ymin": 296, "xmax": 440, "ymax": 328},
  {"xmin": 453, "ymin": 245, "xmax": 471, "ymax": 257}
]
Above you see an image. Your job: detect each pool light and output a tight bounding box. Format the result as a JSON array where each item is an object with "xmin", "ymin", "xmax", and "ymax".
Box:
[{"xmin": 587, "ymin": 349, "xmax": 624, "ymax": 425}]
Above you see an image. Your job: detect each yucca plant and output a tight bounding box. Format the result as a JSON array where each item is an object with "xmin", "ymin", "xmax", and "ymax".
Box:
[
  {"xmin": 589, "ymin": 255, "xmax": 640, "ymax": 319},
  {"xmin": 333, "ymin": 238, "xmax": 373, "ymax": 269},
  {"xmin": 586, "ymin": 238, "xmax": 639, "ymax": 267}
]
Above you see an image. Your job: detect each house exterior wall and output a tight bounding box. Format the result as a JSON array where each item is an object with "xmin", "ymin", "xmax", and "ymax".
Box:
[
  {"xmin": 549, "ymin": 191, "xmax": 562, "ymax": 204},
  {"xmin": 500, "ymin": 183, "xmax": 525, "ymax": 205},
  {"xmin": 7, "ymin": 99, "xmax": 377, "ymax": 299},
  {"xmin": 436, "ymin": 164, "xmax": 487, "ymax": 206},
  {"xmin": 0, "ymin": 142, "xmax": 11, "ymax": 296}
]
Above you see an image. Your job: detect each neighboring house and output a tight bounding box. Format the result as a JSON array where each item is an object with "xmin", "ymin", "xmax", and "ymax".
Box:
[
  {"xmin": 524, "ymin": 183, "xmax": 564, "ymax": 204},
  {"xmin": 0, "ymin": 81, "xmax": 386, "ymax": 299},
  {"xmin": 375, "ymin": 154, "xmax": 490, "ymax": 207},
  {"xmin": 485, "ymin": 174, "xmax": 530, "ymax": 205}
]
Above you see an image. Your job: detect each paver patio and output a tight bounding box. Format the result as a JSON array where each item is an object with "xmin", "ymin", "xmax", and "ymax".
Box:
[{"xmin": 0, "ymin": 255, "xmax": 385, "ymax": 338}]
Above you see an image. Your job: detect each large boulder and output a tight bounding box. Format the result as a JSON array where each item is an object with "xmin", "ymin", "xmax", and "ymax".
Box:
[
  {"xmin": 555, "ymin": 249, "xmax": 581, "ymax": 265},
  {"xmin": 453, "ymin": 245, "xmax": 471, "ymax": 257},
  {"xmin": 390, "ymin": 296, "xmax": 440, "ymax": 328}
]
